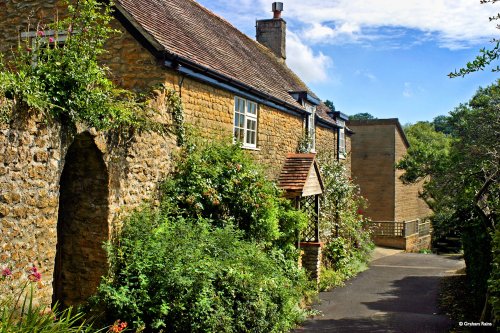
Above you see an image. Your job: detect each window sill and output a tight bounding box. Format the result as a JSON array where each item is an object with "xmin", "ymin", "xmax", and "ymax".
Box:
[{"xmin": 242, "ymin": 146, "xmax": 261, "ymax": 151}]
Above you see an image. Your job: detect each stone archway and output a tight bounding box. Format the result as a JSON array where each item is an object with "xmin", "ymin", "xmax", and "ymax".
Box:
[{"xmin": 53, "ymin": 132, "xmax": 109, "ymax": 307}]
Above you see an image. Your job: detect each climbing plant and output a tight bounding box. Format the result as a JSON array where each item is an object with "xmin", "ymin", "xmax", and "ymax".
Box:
[
  {"xmin": 165, "ymin": 87, "xmax": 185, "ymax": 146},
  {"xmin": 316, "ymin": 153, "xmax": 374, "ymax": 290},
  {"xmin": 0, "ymin": 0, "xmax": 161, "ymax": 133}
]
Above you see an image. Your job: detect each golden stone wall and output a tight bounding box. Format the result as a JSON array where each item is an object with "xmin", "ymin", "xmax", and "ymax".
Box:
[{"xmin": 0, "ymin": 1, "xmax": 340, "ymax": 306}]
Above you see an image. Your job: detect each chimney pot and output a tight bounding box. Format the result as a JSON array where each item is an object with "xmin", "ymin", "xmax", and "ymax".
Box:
[
  {"xmin": 256, "ymin": 2, "xmax": 286, "ymax": 61},
  {"xmin": 272, "ymin": 2, "xmax": 283, "ymax": 19}
]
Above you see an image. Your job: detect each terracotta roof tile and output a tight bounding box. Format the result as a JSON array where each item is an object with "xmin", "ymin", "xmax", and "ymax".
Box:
[
  {"xmin": 316, "ymin": 103, "xmax": 337, "ymax": 127},
  {"xmin": 278, "ymin": 153, "xmax": 323, "ymax": 194},
  {"xmin": 116, "ymin": 0, "xmax": 316, "ymax": 109}
]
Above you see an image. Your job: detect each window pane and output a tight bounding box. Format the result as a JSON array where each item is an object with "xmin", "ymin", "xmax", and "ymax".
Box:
[
  {"xmin": 248, "ymin": 102, "xmax": 257, "ymax": 115},
  {"xmin": 234, "ymin": 113, "xmax": 239, "ymax": 127},
  {"xmin": 246, "ymin": 130, "xmax": 256, "ymax": 145},
  {"xmin": 239, "ymin": 99, "xmax": 246, "ymax": 113},
  {"xmin": 239, "ymin": 113, "xmax": 245, "ymax": 127},
  {"xmin": 247, "ymin": 119, "xmax": 256, "ymax": 131}
]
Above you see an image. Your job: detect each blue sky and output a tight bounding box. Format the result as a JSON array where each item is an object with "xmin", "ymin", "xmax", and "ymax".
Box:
[{"xmin": 196, "ymin": 0, "xmax": 500, "ymax": 124}]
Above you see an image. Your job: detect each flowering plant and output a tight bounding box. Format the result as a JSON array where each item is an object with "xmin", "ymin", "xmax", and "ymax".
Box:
[
  {"xmin": 0, "ymin": 0, "xmax": 161, "ymax": 133},
  {"xmin": 0, "ymin": 263, "xmax": 94, "ymax": 333}
]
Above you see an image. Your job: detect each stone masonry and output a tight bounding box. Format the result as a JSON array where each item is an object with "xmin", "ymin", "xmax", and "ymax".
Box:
[{"xmin": 0, "ymin": 0, "xmax": 348, "ymax": 305}]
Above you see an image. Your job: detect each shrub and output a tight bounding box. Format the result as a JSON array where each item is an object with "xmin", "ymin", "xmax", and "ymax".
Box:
[
  {"xmin": 160, "ymin": 137, "xmax": 307, "ymax": 246},
  {"xmin": 97, "ymin": 213, "xmax": 309, "ymax": 332},
  {"xmin": 316, "ymin": 153, "xmax": 373, "ymax": 290},
  {"xmin": 0, "ymin": 0, "xmax": 160, "ymax": 132}
]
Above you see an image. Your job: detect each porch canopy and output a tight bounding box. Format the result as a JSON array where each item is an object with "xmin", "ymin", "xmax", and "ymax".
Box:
[
  {"xmin": 278, "ymin": 153, "xmax": 324, "ymax": 198},
  {"xmin": 278, "ymin": 153, "xmax": 324, "ymax": 243}
]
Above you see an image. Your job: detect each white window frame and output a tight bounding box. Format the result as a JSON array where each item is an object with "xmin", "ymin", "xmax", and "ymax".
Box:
[
  {"xmin": 337, "ymin": 119, "xmax": 346, "ymax": 158},
  {"xmin": 21, "ymin": 30, "xmax": 69, "ymax": 66},
  {"xmin": 233, "ymin": 96, "xmax": 258, "ymax": 149},
  {"xmin": 306, "ymin": 103, "xmax": 316, "ymax": 152}
]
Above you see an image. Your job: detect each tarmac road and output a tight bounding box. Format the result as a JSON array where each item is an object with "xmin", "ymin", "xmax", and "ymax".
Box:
[{"xmin": 295, "ymin": 248, "xmax": 465, "ymax": 333}]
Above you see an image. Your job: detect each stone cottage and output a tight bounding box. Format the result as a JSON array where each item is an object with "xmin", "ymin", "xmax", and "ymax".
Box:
[
  {"xmin": 0, "ymin": 1, "xmax": 350, "ymax": 306},
  {"xmin": 348, "ymin": 119, "xmax": 432, "ymax": 251}
]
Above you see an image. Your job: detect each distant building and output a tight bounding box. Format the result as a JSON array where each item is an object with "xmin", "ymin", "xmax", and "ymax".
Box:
[{"xmin": 348, "ymin": 119, "xmax": 432, "ymax": 251}]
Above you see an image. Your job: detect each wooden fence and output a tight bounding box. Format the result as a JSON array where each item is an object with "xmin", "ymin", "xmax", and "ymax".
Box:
[{"xmin": 371, "ymin": 219, "xmax": 431, "ymax": 238}]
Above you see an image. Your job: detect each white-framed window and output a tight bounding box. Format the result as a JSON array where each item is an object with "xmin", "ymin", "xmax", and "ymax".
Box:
[
  {"xmin": 21, "ymin": 30, "xmax": 69, "ymax": 65},
  {"xmin": 337, "ymin": 119, "xmax": 346, "ymax": 158},
  {"xmin": 306, "ymin": 103, "xmax": 316, "ymax": 152},
  {"xmin": 234, "ymin": 97, "xmax": 258, "ymax": 148}
]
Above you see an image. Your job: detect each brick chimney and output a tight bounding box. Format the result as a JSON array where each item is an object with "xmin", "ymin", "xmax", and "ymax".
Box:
[{"xmin": 256, "ymin": 2, "xmax": 286, "ymax": 62}]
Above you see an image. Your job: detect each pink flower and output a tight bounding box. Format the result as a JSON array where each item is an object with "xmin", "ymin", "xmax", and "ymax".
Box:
[
  {"xmin": 1, "ymin": 267, "xmax": 12, "ymax": 278},
  {"xmin": 49, "ymin": 37, "xmax": 54, "ymax": 43},
  {"xmin": 37, "ymin": 31, "xmax": 45, "ymax": 37},
  {"xmin": 28, "ymin": 265, "xmax": 41, "ymax": 282}
]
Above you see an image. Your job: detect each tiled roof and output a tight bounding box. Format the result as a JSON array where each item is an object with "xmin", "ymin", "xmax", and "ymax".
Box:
[
  {"xmin": 278, "ymin": 153, "xmax": 323, "ymax": 196},
  {"xmin": 115, "ymin": 0, "xmax": 317, "ymax": 110},
  {"xmin": 316, "ymin": 103, "xmax": 337, "ymax": 127}
]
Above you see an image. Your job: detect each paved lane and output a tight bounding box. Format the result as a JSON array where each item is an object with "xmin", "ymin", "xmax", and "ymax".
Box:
[{"xmin": 295, "ymin": 251, "xmax": 464, "ymax": 332}]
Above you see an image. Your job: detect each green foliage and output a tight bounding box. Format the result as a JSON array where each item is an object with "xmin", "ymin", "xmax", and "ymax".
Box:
[
  {"xmin": 323, "ymin": 100, "xmax": 335, "ymax": 112},
  {"xmin": 0, "ymin": 0, "xmax": 160, "ymax": 132},
  {"xmin": 348, "ymin": 113, "xmax": 376, "ymax": 120},
  {"xmin": 432, "ymin": 115, "xmax": 453, "ymax": 135},
  {"xmin": 0, "ymin": 266, "xmax": 94, "ymax": 333},
  {"xmin": 160, "ymin": 136, "xmax": 308, "ymax": 245},
  {"xmin": 165, "ymin": 88, "xmax": 185, "ymax": 146},
  {"xmin": 397, "ymin": 80, "xmax": 500, "ymax": 322},
  {"xmin": 396, "ymin": 121, "xmax": 452, "ymax": 185},
  {"xmin": 318, "ymin": 256, "xmax": 368, "ymax": 292},
  {"xmin": 316, "ymin": 153, "xmax": 374, "ymax": 290},
  {"xmin": 489, "ymin": 228, "xmax": 500, "ymax": 326},
  {"xmin": 94, "ymin": 138, "xmax": 312, "ymax": 332},
  {"xmin": 97, "ymin": 213, "xmax": 309, "ymax": 332}
]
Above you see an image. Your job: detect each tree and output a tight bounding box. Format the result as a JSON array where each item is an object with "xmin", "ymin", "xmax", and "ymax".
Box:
[
  {"xmin": 449, "ymin": 0, "xmax": 500, "ymax": 77},
  {"xmin": 397, "ymin": 80, "xmax": 500, "ymax": 321},
  {"xmin": 432, "ymin": 115, "xmax": 453, "ymax": 135},
  {"xmin": 324, "ymin": 100, "xmax": 335, "ymax": 112},
  {"xmin": 349, "ymin": 113, "xmax": 376, "ymax": 120}
]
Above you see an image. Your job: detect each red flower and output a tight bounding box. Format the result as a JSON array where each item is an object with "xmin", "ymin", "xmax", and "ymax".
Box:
[
  {"xmin": 37, "ymin": 31, "xmax": 45, "ymax": 37},
  {"xmin": 110, "ymin": 320, "xmax": 127, "ymax": 332},
  {"xmin": 357, "ymin": 209, "xmax": 363, "ymax": 215},
  {"xmin": 28, "ymin": 265, "xmax": 42, "ymax": 282},
  {"xmin": 1, "ymin": 267, "xmax": 12, "ymax": 278}
]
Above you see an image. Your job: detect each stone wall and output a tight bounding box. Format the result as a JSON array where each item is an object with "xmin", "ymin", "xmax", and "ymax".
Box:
[
  {"xmin": 394, "ymin": 127, "xmax": 431, "ymax": 222},
  {"xmin": 0, "ymin": 0, "xmax": 342, "ymax": 305},
  {"xmin": 299, "ymin": 242, "xmax": 323, "ymax": 283},
  {"xmin": 349, "ymin": 123, "xmax": 396, "ymax": 221}
]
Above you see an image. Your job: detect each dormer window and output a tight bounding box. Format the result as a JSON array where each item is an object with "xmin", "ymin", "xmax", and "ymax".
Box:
[{"xmin": 234, "ymin": 96, "xmax": 258, "ymax": 148}]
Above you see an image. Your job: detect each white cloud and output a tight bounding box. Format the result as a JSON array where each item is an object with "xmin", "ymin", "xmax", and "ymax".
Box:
[
  {"xmin": 286, "ymin": 31, "xmax": 333, "ymax": 83},
  {"xmin": 403, "ymin": 82, "xmax": 413, "ymax": 98},
  {"xmin": 282, "ymin": 0, "xmax": 500, "ymax": 49},
  {"xmin": 355, "ymin": 69, "xmax": 377, "ymax": 82}
]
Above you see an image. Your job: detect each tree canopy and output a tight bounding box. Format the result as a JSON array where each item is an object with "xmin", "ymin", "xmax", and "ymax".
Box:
[
  {"xmin": 397, "ymin": 80, "xmax": 499, "ymax": 321},
  {"xmin": 348, "ymin": 113, "xmax": 376, "ymax": 120}
]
